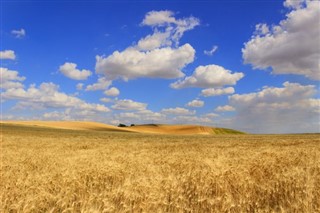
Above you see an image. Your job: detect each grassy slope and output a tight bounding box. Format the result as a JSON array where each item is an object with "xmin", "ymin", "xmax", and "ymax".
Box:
[
  {"xmin": 1, "ymin": 124, "xmax": 319, "ymax": 212},
  {"xmin": 212, "ymin": 127, "xmax": 245, "ymax": 134},
  {"xmin": 0, "ymin": 121, "xmax": 245, "ymax": 135},
  {"xmin": 128, "ymin": 124, "xmax": 246, "ymax": 135}
]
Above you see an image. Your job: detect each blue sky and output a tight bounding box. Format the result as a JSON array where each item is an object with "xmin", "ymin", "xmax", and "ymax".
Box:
[{"xmin": 1, "ymin": 0, "xmax": 319, "ymax": 133}]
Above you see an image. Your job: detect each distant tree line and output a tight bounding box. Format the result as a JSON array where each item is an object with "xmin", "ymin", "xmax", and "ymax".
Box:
[{"xmin": 118, "ymin": 123, "xmax": 135, "ymax": 127}]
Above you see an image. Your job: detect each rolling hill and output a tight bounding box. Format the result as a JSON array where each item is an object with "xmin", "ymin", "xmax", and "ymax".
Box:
[{"xmin": 0, "ymin": 121, "xmax": 245, "ymax": 135}]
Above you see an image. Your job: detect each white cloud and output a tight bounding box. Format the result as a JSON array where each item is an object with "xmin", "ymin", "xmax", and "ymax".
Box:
[
  {"xmin": 142, "ymin": 10, "xmax": 176, "ymax": 26},
  {"xmin": 114, "ymin": 109, "xmax": 166, "ymax": 125},
  {"xmin": 254, "ymin": 23, "xmax": 270, "ymax": 35},
  {"xmin": 100, "ymin": 97, "xmax": 112, "ymax": 103},
  {"xmin": 111, "ymin": 99, "xmax": 147, "ymax": 111},
  {"xmin": 284, "ymin": 0, "xmax": 305, "ymax": 9},
  {"xmin": 172, "ymin": 115, "xmax": 212, "ymax": 124},
  {"xmin": 161, "ymin": 107, "xmax": 195, "ymax": 115},
  {"xmin": 118, "ymin": 112, "xmax": 140, "ymax": 119},
  {"xmin": 11, "ymin": 29, "xmax": 26, "ymax": 38},
  {"xmin": 242, "ymin": 0, "xmax": 320, "ymax": 80},
  {"xmin": 171, "ymin": 65, "xmax": 244, "ymax": 89},
  {"xmin": 186, "ymin": 99, "xmax": 204, "ymax": 107},
  {"xmin": 110, "ymin": 119, "xmax": 121, "ymax": 125},
  {"xmin": 215, "ymin": 105, "xmax": 235, "ymax": 112},
  {"xmin": 228, "ymin": 82, "xmax": 319, "ymax": 133},
  {"xmin": 0, "ymin": 50, "xmax": 16, "ymax": 60},
  {"xmin": 205, "ymin": 113, "xmax": 219, "ymax": 118},
  {"xmin": 41, "ymin": 107, "xmax": 110, "ymax": 121},
  {"xmin": 85, "ymin": 77, "xmax": 112, "ymax": 91},
  {"xmin": 1, "ymin": 82, "xmax": 109, "ymax": 113},
  {"xmin": 104, "ymin": 87, "xmax": 120, "ymax": 96},
  {"xmin": 137, "ymin": 32, "xmax": 171, "ymax": 51},
  {"xmin": 114, "ymin": 108, "xmax": 213, "ymax": 126},
  {"xmin": 76, "ymin": 83, "xmax": 84, "ymax": 90},
  {"xmin": 95, "ymin": 44, "xmax": 195, "ymax": 81},
  {"xmin": 204, "ymin": 45, "xmax": 218, "ymax": 56},
  {"xmin": 0, "ymin": 67, "xmax": 26, "ymax": 89},
  {"xmin": 1, "ymin": 69, "xmax": 110, "ymax": 121},
  {"xmin": 201, "ymin": 87, "xmax": 235, "ymax": 97},
  {"xmin": 59, "ymin": 62, "xmax": 92, "ymax": 80},
  {"xmin": 136, "ymin": 110, "xmax": 165, "ymax": 122},
  {"xmin": 117, "ymin": 110, "xmax": 164, "ymax": 121},
  {"xmin": 230, "ymin": 82, "xmax": 315, "ymax": 105},
  {"xmin": 42, "ymin": 110, "xmax": 72, "ymax": 120},
  {"xmin": 95, "ymin": 10, "xmax": 199, "ymax": 82},
  {"xmin": 141, "ymin": 10, "xmax": 200, "ymax": 46}
]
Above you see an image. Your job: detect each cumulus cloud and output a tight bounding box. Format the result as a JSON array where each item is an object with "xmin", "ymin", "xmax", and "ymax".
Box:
[
  {"xmin": 111, "ymin": 99, "xmax": 147, "ymax": 111},
  {"xmin": 171, "ymin": 65, "xmax": 244, "ymax": 89},
  {"xmin": 215, "ymin": 105, "xmax": 235, "ymax": 112},
  {"xmin": 186, "ymin": 99, "xmax": 204, "ymax": 107},
  {"xmin": 254, "ymin": 23, "xmax": 270, "ymax": 35},
  {"xmin": 172, "ymin": 115, "xmax": 212, "ymax": 124},
  {"xmin": 0, "ymin": 50, "xmax": 16, "ymax": 60},
  {"xmin": 95, "ymin": 44, "xmax": 195, "ymax": 81},
  {"xmin": 228, "ymin": 81, "xmax": 319, "ymax": 133},
  {"xmin": 59, "ymin": 62, "xmax": 92, "ymax": 80},
  {"xmin": 11, "ymin": 28, "xmax": 26, "ymax": 38},
  {"xmin": 142, "ymin": 10, "xmax": 177, "ymax": 26},
  {"xmin": 100, "ymin": 97, "xmax": 112, "ymax": 103},
  {"xmin": 230, "ymin": 82, "xmax": 315, "ymax": 105},
  {"xmin": 161, "ymin": 107, "xmax": 195, "ymax": 115},
  {"xmin": 76, "ymin": 83, "xmax": 84, "ymax": 90},
  {"xmin": 0, "ymin": 67, "xmax": 26, "ymax": 89},
  {"xmin": 205, "ymin": 113, "xmax": 219, "ymax": 118},
  {"xmin": 85, "ymin": 77, "xmax": 112, "ymax": 91},
  {"xmin": 42, "ymin": 111, "xmax": 71, "ymax": 120},
  {"xmin": 114, "ymin": 108, "xmax": 213, "ymax": 126},
  {"xmin": 95, "ymin": 10, "xmax": 199, "ymax": 81},
  {"xmin": 242, "ymin": 0, "xmax": 320, "ymax": 80},
  {"xmin": 117, "ymin": 112, "xmax": 140, "ymax": 119},
  {"xmin": 284, "ymin": 0, "xmax": 305, "ymax": 9},
  {"xmin": 137, "ymin": 32, "xmax": 171, "ymax": 51},
  {"xmin": 201, "ymin": 87, "xmax": 235, "ymax": 97},
  {"xmin": 137, "ymin": 110, "xmax": 165, "ymax": 122},
  {"xmin": 141, "ymin": 10, "xmax": 200, "ymax": 46},
  {"xmin": 0, "ymin": 68, "xmax": 109, "ymax": 121},
  {"xmin": 104, "ymin": 87, "xmax": 120, "ymax": 96},
  {"xmin": 1, "ymin": 82, "xmax": 109, "ymax": 113},
  {"xmin": 114, "ymin": 109, "xmax": 165, "ymax": 125},
  {"xmin": 42, "ymin": 108, "xmax": 109, "ymax": 121},
  {"xmin": 204, "ymin": 45, "xmax": 218, "ymax": 56}
]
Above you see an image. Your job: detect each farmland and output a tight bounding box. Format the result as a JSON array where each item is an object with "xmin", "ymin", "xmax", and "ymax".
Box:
[{"xmin": 1, "ymin": 123, "xmax": 320, "ymax": 212}]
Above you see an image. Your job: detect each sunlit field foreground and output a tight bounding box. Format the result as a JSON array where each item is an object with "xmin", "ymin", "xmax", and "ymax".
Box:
[{"xmin": 1, "ymin": 124, "xmax": 320, "ymax": 212}]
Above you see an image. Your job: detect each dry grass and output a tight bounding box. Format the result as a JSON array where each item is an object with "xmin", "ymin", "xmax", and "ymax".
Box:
[
  {"xmin": 0, "ymin": 121, "xmax": 245, "ymax": 135},
  {"xmin": 128, "ymin": 124, "xmax": 244, "ymax": 135},
  {"xmin": 1, "ymin": 123, "xmax": 319, "ymax": 212}
]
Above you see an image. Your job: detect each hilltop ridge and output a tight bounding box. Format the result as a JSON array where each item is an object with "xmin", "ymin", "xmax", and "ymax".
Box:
[{"xmin": 0, "ymin": 121, "xmax": 245, "ymax": 135}]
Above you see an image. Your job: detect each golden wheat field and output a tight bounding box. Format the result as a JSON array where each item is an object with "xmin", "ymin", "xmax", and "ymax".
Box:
[{"xmin": 1, "ymin": 123, "xmax": 320, "ymax": 213}]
